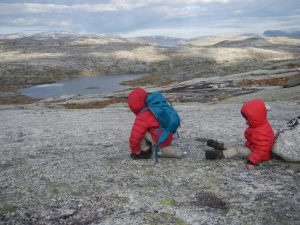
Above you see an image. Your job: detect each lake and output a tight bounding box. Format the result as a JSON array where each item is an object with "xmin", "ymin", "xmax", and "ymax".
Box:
[{"xmin": 19, "ymin": 74, "xmax": 145, "ymax": 99}]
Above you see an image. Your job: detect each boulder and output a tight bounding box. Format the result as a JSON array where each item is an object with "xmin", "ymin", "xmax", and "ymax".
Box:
[{"xmin": 272, "ymin": 121, "xmax": 300, "ymax": 162}]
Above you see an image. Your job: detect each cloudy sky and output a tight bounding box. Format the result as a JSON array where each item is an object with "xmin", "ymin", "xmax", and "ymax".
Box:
[{"xmin": 0, "ymin": 0, "xmax": 299, "ymax": 38}]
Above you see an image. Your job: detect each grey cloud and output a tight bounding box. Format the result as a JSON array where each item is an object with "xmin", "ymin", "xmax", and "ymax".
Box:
[
  {"xmin": 11, "ymin": 18, "xmax": 40, "ymax": 26},
  {"xmin": 0, "ymin": 3, "xmax": 142, "ymax": 14},
  {"xmin": 0, "ymin": 0, "xmax": 299, "ymax": 37},
  {"xmin": 0, "ymin": 0, "xmax": 237, "ymax": 15}
]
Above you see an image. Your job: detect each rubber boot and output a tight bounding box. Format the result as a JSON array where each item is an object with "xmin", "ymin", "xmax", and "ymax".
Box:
[
  {"xmin": 205, "ymin": 150, "xmax": 224, "ymax": 160},
  {"xmin": 207, "ymin": 139, "xmax": 225, "ymax": 150}
]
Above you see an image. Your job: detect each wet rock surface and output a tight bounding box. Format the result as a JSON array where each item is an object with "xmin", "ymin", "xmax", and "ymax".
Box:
[{"xmin": 1, "ymin": 101, "xmax": 299, "ymax": 225}]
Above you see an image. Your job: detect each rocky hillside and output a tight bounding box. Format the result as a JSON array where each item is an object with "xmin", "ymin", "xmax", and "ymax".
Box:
[
  {"xmin": 135, "ymin": 36, "xmax": 185, "ymax": 46},
  {"xmin": 1, "ymin": 33, "xmax": 300, "ymax": 90}
]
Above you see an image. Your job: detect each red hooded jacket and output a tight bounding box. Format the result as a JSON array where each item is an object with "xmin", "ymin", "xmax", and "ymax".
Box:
[
  {"xmin": 128, "ymin": 88, "xmax": 173, "ymax": 154},
  {"xmin": 241, "ymin": 99, "xmax": 275, "ymax": 164}
]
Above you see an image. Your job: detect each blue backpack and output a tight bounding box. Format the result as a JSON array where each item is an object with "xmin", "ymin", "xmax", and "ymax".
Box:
[{"xmin": 141, "ymin": 92, "xmax": 181, "ymax": 162}]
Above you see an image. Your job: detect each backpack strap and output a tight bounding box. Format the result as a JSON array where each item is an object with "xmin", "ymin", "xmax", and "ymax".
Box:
[
  {"xmin": 138, "ymin": 107, "xmax": 161, "ymax": 163},
  {"xmin": 138, "ymin": 107, "xmax": 160, "ymax": 162},
  {"xmin": 139, "ymin": 107, "xmax": 148, "ymax": 114},
  {"xmin": 154, "ymin": 128, "xmax": 160, "ymax": 163}
]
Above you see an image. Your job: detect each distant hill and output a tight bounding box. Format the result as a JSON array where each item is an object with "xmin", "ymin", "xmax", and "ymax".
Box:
[
  {"xmin": 0, "ymin": 32, "xmax": 188, "ymax": 47},
  {"xmin": 241, "ymin": 33, "xmax": 260, "ymax": 37},
  {"xmin": 212, "ymin": 36, "xmax": 272, "ymax": 48},
  {"xmin": 0, "ymin": 31, "xmax": 117, "ymax": 40},
  {"xmin": 263, "ymin": 30, "xmax": 300, "ymax": 39},
  {"xmin": 135, "ymin": 36, "xmax": 186, "ymax": 47}
]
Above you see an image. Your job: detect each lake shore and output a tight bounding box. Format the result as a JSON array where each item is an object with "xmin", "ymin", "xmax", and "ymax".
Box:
[{"xmin": 1, "ymin": 34, "xmax": 300, "ymax": 105}]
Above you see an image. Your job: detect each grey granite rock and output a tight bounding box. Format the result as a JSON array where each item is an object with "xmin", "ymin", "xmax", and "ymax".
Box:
[{"xmin": 0, "ymin": 101, "xmax": 299, "ymax": 225}]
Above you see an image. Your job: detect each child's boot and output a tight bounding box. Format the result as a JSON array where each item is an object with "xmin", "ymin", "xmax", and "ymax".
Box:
[
  {"xmin": 205, "ymin": 150, "xmax": 224, "ymax": 160},
  {"xmin": 130, "ymin": 150, "xmax": 152, "ymax": 160},
  {"xmin": 207, "ymin": 139, "xmax": 225, "ymax": 150},
  {"xmin": 130, "ymin": 145, "xmax": 152, "ymax": 160}
]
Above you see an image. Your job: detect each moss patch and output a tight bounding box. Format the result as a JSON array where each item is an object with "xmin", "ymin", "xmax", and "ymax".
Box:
[
  {"xmin": 145, "ymin": 213, "xmax": 190, "ymax": 225},
  {"xmin": 111, "ymin": 194, "xmax": 130, "ymax": 205},
  {"xmin": 0, "ymin": 204, "xmax": 17, "ymax": 217},
  {"xmin": 120, "ymin": 73, "xmax": 175, "ymax": 86},
  {"xmin": 272, "ymin": 161, "xmax": 300, "ymax": 171},
  {"xmin": 160, "ymin": 198, "xmax": 177, "ymax": 207},
  {"xmin": 45, "ymin": 180, "xmax": 71, "ymax": 196},
  {"xmin": 237, "ymin": 73, "xmax": 300, "ymax": 87},
  {"xmin": 144, "ymin": 167, "xmax": 156, "ymax": 176},
  {"xmin": 0, "ymin": 95, "xmax": 37, "ymax": 105},
  {"xmin": 72, "ymin": 184, "xmax": 89, "ymax": 197},
  {"xmin": 63, "ymin": 97, "xmax": 127, "ymax": 109},
  {"xmin": 217, "ymin": 94, "xmax": 232, "ymax": 101}
]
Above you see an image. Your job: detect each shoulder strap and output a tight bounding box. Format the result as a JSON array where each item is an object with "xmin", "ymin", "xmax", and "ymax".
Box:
[
  {"xmin": 154, "ymin": 128, "xmax": 160, "ymax": 163},
  {"xmin": 139, "ymin": 107, "xmax": 148, "ymax": 114}
]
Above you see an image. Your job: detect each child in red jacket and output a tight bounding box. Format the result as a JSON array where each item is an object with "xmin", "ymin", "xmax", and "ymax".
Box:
[
  {"xmin": 128, "ymin": 87, "xmax": 183, "ymax": 159},
  {"xmin": 205, "ymin": 99, "xmax": 275, "ymax": 170}
]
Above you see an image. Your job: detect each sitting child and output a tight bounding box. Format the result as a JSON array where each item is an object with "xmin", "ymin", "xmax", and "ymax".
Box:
[
  {"xmin": 127, "ymin": 87, "xmax": 183, "ymax": 159},
  {"xmin": 205, "ymin": 99, "xmax": 275, "ymax": 170}
]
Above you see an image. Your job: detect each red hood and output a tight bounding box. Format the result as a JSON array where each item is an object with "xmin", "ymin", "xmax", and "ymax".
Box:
[
  {"xmin": 127, "ymin": 88, "xmax": 148, "ymax": 115},
  {"xmin": 241, "ymin": 99, "xmax": 267, "ymax": 128}
]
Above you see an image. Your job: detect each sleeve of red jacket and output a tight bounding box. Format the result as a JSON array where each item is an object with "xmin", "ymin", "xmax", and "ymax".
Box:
[
  {"xmin": 246, "ymin": 128, "xmax": 271, "ymax": 164},
  {"xmin": 129, "ymin": 115, "xmax": 149, "ymax": 155},
  {"xmin": 244, "ymin": 127, "xmax": 252, "ymax": 149}
]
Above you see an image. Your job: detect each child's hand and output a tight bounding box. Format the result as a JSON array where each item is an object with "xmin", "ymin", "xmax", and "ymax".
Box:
[{"xmin": 246, "ymin": 160, "xmax": 255, "ymax": 170}]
